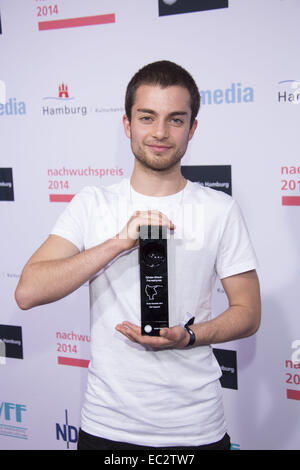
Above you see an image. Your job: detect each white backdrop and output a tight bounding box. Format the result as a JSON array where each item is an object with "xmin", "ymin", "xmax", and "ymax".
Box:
[{"xmin": 1, "ymin": 0, "xmax": 300, "ymax": 450}]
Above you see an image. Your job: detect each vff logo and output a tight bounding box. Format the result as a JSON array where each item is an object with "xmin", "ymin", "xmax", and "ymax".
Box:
[
  {"xmin": 56, "ymin": 409, "xmax": 79, "ymax": 449},
  {"xmin": 0, "ymin": 402, "xmax": 27, "ymax": 423}
]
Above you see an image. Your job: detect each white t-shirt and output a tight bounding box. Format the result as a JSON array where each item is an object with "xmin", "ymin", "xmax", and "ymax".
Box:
[{"xmin": 51, "ymin": 178, "xmax": 258, "ymax": 447}]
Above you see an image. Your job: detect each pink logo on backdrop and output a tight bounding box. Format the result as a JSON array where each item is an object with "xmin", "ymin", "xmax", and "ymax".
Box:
[
  {"xmin": 58, "ymin": 83, "xmax": 69, "ymax": 99},
  {"xmin": 43, "ymin": 83, "xmax": 74, "ymax": 101}
]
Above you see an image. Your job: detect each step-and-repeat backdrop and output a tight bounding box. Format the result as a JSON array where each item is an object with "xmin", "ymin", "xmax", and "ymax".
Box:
[{"xmin": 1, "ymin": 0, "xmax": 299, "ymax": 450}]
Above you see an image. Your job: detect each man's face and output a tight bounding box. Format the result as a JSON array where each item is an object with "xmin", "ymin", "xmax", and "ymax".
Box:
[{"xmin": 123, "ymin": 84, "xmax": 197, "ymax": 172}]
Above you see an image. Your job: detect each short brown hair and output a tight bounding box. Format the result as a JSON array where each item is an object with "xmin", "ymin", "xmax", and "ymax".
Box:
[{"xmin": 125, "ymin": 60, "xmax": 200, "ymax": 127}]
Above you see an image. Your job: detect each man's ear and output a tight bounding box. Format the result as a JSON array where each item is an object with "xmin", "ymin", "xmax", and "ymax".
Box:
[
  {"xmin": 123, "ymin": 114, "xmax": 131, "ymax": 139},
  {"xmin": 188, "ymin": 119, "xmax": 198, "ymax": 141}
]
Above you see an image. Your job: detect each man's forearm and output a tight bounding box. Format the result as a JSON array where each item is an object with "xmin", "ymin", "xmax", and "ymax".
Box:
[
  {"xmin": 115, "ymin": 271, "xmax": 261, "ymax": 350},
  {"xmin": 191, "ymin": 304, "xmax": 261, "ymax": 347},
  {"xmin": 15, "ymin": 238, "xmax": 127, "ymax": 310}
]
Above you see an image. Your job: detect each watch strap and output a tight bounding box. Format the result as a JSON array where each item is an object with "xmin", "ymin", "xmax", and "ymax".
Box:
[{"xmin": 184, "ymin": 317, "xmax": 196, "ymax": 347}]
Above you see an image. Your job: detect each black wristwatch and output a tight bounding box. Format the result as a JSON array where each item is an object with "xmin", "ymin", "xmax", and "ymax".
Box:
[{"xmin": 184, "ymin": 317, "xmax": 196, "ymax": 347}]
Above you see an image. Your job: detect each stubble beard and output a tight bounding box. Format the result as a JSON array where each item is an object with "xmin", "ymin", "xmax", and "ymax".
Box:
[{"xmin": 131, "ymin": 142, "xmax": 187, "ymax": 173}]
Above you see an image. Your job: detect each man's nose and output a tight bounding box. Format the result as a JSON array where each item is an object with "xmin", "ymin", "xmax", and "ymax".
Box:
[{"xmin": 152, "ymin": 119, "xmax": 169, "ymax": 140}]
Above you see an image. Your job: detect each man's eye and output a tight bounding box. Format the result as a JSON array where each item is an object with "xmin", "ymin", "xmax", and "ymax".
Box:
[
  {"xmin": 171, "ymin": 118, "xmax": 184, "ymax": 125},
  {"xmin": 140, "ymin": 116, "xmax": 153, "ymax": 122}
]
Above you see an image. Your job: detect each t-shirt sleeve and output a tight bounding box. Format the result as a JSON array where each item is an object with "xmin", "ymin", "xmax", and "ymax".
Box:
[
  {"xmin": 50, "ymin": 187, "xmax": 92, "ymax": 251},
  {"xmin": 215, "ymin": 200, "xmax": 259, "ymax": 279}
]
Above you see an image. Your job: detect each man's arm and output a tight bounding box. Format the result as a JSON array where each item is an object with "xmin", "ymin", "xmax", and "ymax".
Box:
[
  {"xmin": 15, "ymin": 234, "xmax": 128, "ymax": 310},
  {"xmin": 15, "ymin": 210, "xmax": 175, "ymax": 311},
  {"xmin": 115, "ymin": 270, "xmax": 261, "ymax": 348},
  {"xmin": 191, "ymin": 269, "xmax": 261, "ymax": 346}
]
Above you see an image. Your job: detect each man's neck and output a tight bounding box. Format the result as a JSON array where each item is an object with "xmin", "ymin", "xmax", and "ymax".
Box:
[{"xmin": 130, "ymin": 163, "xmax": 187, "ymax": 197}]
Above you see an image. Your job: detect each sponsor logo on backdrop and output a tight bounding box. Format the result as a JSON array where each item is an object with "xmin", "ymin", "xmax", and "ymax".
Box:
[
  {"xmin": 200, "ymin": 83, "xmax": 254, "ymax": 105},
  {"xmin": 0, "ymin": 168, "xmax": 14, "ymax": 201},
  {"xmin": 0, "ymin": 401, "xmax": 28, "ymax": 440},
  {"xmin": 35, "ymin": 0, "xmax": 115, "ymax": 31},
  {"xmin": 42, "ymin": 83, "xmax": 124, "ymax": 119},
  {"xmin": 281, "ymin": 165, "xmax": 300, "ymax": 206},
  {"xmin": 0, "ymin": 97, "xmax": 26, "ymax": 116},
  {"xmin": 158, "ymin": 0, "xmax": 228, "ymax": 16},
  {"xmin": 47, "ymin": 166, "xmax": 124, "ymax": 203},
  {"xmin": 213, "ymin": 348, "xmax": 238, "ymax": 390},
  {"xmin": 278, "ymin": 80, "xmax": 300, "ymax": 104},
  {"xmin": 42, "ymin": 83, "xmax": 86, "ymax": 116},
  {"xmin": 56, "ymin": 409, "xmax": 78, "ymax": 449},
  {"xmin": 0, "ymin": 325, "xmax": 23, "ymax": 360},
  {"xmin": 43, "ymin": 82, "xmax": 74, "ymax": 101},
  {"xmin": 56, "ymin": 329, "xmax": 90, "ymax": 368},
  {"xmin": 181, "ymin": 165, "xmax": 232, "ymax": 196}
]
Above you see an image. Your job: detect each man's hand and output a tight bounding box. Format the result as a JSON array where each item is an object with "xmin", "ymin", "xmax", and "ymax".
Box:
[
  {"xmin": 116, "ymin": 210, "xmax": 175, "ymax": 251},
  {"xmin": 115, "ymin": 321, "xmax": 189, "ymax": 350}
]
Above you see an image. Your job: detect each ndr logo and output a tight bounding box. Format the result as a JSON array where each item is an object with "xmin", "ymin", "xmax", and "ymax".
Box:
[{"xmin": 56, "ymin": 409, "xmax": 79, "ymax": 449}]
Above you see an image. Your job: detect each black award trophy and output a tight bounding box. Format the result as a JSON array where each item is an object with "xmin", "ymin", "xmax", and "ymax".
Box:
[{"xmin": 139, "ymin": 225, "xmax": 169, "ymax": 336}]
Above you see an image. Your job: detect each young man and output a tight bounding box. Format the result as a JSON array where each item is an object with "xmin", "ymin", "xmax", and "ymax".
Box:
[{"xmin": 15, "ymin": 61, "xmax": 261, "ymax": 451}]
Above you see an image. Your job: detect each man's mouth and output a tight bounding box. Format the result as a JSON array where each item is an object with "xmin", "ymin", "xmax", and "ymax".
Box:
[{"xmin": 146, "ymin": 144, "xmax": 172, "ymax": 153}]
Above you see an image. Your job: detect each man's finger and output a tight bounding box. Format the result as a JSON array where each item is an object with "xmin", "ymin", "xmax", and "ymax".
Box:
[
  {"xmin": 159, "ymin": 328, "xmax": 169, "ymax": 337},
  {"xmin": 115, "ymin": 323, "xmax": 138, "ymax": 343},
  {"xmin": 116, "ymin": 322, "xmax": 172, "ymax": 347}
]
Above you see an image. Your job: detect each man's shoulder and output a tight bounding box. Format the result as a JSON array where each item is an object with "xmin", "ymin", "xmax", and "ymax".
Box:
[
  {"xmin": 187, "ymin": 181, "xmax": 234, "ymax": 207},
  {"xmin": 74, "ymin": 178, "xmax": 129, "ymax": 205}
]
